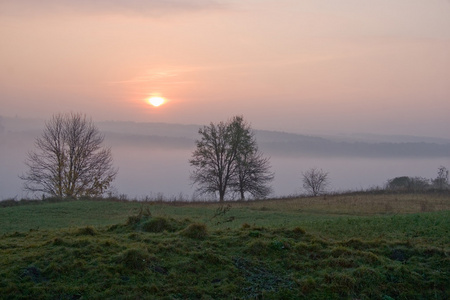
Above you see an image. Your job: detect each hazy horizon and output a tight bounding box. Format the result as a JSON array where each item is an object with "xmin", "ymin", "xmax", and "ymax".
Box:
[
  {"xmin": 1, "ymin": 0, "xmax": 450, "ymax": 139},
  {"xmin": 1, "ymin": 116, "xmax": 449, "ymax": 200}
]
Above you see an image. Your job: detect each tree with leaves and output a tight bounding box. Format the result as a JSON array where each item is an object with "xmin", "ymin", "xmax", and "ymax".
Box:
[
  {"xmin": 189, "ymin": 116, "xmax": 273, "ymax": 201},
  {"xmin": 386, "ymin": 176, "xmax": 430, "ymax": 192},
  {"xmin": 302, "ymin": 167, "xmax": 329, "ymax": 196},
  {"xmin": 20, "ymin": 113, "xmax": 117, "ymax": 198}
]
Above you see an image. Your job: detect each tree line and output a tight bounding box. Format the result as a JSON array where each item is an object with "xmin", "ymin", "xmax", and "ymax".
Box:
[{"xmin": 386, "ymin": 166, "xmax": 449, "ymax": 192}]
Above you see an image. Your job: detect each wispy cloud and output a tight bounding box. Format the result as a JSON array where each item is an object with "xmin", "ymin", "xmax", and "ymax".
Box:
[
  {"xmin": 0, "ymin": 0, "xmax": 227, "ymax": 17},
  {"xmin": 108, "ymin": 55, "xmax": 338, "ymax": 87}
]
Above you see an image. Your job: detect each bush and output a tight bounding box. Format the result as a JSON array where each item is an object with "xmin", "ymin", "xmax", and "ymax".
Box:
[
  {"xmin": 386, "ymin": 176, "xmax": 429, "ymax": 192},
  {"xmin": 77, "ymin": 226, "xmax": 96, "ymax": 236},
  {"xmin": 180, "ymin": 223, "xmax": 208, "ymax": 239},
  {"xmin": 245, "ymin": 240, "xmax": 269, "ymax": 255},
  {"xmin": 293, "ymin": 227, "xmax": 306, "ymax": 235},
  {"xmin": 142, "ymin": 217, "xmax": 174, "ymax": 233},
  {"xmin": 126, "ymin": 215, "xmax": 142, "ymax": 226},
  {"xmin": 118, "ymin": 248, "xmax": 150, "ymax": 271}
]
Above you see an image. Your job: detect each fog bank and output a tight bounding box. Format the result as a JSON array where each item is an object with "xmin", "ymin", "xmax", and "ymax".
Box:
[{"xmin": 1, "ymin": 117, "xmax": 449, "ymax": 200}]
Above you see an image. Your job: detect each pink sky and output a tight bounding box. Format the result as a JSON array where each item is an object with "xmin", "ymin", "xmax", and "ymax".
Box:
[{"xmin": 1, "ymin": 0, "xmax": 450, "ymax": 138}]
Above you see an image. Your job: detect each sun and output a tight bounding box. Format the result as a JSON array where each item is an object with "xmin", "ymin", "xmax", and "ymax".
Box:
[{"xmin": 148, "ymin": 96, "xmax": 165, "ymax": 107}]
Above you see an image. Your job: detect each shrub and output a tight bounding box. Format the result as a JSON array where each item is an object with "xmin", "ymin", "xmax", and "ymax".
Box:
[
  {"xmin": 248, "ymin": 231, "xmax": 262, "ymax": 238},
  {"xmin": 52, "ymin": 237, "xmax": 65, "ymax": 246},
  {"xmin": 269, "ymin": 240, "xmax": 289, "ymax": 251},
  {"xmin": 77, "ymin": 226, "xmax": 96, "ymax": 236},
  {"xmin": 126, "ymin": 205, "xmax": 152, "ymax": 226},
  {"xmin": 180, "ymin": 223, "xmax": 208, "ymax": 239},
  {"xmin": 241, "ymin": 223, "xmax": 251, "ymax": 229},
  {"xmin": 126, "ymin": 215, "xmax": 141, "ymax": 226},
  {"xmin": 386, "ymin": 176, "xmax": 429, "ymax": 192},
  {"xmin": 142, "ymin": 217, "xmax": 173, "ymax": 233},
  {"xmin": 245, "ymin": 240, "xmax": 269, "ymax": 255},
  {"xmin": 293, "ymin": 227, "xmax": 306, "ymax": 235},
  {"xmin": 299, "ymin": 276, "xmax": 318, "ymax": 294},
  {"xmin": 118, "ymin": 248, "xmax": 150, "ymax": 271}
]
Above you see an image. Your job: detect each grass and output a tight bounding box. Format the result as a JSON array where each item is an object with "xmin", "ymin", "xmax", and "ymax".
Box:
[{"xmin": 0, "ymin": 192, "xmax": 449, "ymax": 299}]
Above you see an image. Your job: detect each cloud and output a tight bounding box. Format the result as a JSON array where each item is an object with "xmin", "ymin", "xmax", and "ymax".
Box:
[{"xmin": 0, "ymin": 0, "xmax": 227, "ymax": 17}]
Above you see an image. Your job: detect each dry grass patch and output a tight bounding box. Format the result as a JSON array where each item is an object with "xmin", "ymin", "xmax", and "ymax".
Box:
[{"xmin": 233, "ymin": 192, "xmax": 450, "ymax": 215}]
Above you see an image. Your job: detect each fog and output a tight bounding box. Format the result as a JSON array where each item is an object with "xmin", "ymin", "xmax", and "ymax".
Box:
[
  {"xmin": 111, "ymin": 148, "xmax": 447, "ymax": 200},
  {"xmin": 1, "ymin": 117, "xmax": 449, "ymax": 200}
]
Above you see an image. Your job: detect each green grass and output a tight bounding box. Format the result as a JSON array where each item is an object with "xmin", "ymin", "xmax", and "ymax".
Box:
[
  {"xmin": 1, "ymin": 193, "xmax": 449, "ymax": 299},
  {"xmin": 0, "ymin": 200, "xmax": 144, "ymax": 234}
]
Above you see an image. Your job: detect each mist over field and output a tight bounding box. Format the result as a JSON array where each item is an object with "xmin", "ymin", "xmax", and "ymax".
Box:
[{"xmin": 1, "ymin": 116, "xmax": 449, "ymax": 200}]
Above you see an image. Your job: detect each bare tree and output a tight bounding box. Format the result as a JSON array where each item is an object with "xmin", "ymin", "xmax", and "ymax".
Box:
[
  {"xmin": 189, "ymin": 119, "xmax": 238, "ymax": 202},
  {"xmin": 234, "ymin": 151, "xmax": 274, "ymax": 200},
  {"xmin": 230, "ymin": 117, "xmax": 274, "ymax": 200},
  {"xmin": 20, "ymin": 113, "xmax": 117, "ymax": 198},
  {"xmin": 302, "ymin": 167, "xmax": 329, "ymax": 196},
  {"xmin": 189, "ymin": 116, "xmax": 274, "ymax": 201},
  {"xmin": 433, "ymin": 166, "xmax": 449, "ymax": 190}
]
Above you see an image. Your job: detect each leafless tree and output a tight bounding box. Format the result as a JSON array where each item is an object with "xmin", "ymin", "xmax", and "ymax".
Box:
[
  {"xmin": 189, "ymin": 116, "xmax": 273, "ymax": 201},
  {"xmin": 189, "ymin": 119, "xmax": 237, "ymax": 202},
  {"xmin": 231, "ymin": 117, "xmax": 274, "ymax": 200},
  {"xmin": 302, "ymin": 167, "xmax": 329, "ymax": 196},
  {"xmin": 20, "ymin": 113, "xmax": 117, "ymax": 198},
  {"xmin": 433, "ymin": 166, "xmax": 449, "ymax": 190},
  {"xmin": 234, "ymin": 151, "xmax": 274, "ymax": 200}
]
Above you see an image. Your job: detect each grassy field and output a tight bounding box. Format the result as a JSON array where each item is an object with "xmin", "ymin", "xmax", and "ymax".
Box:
[{"xmin": 1, "ymin": 192, "xmax": 449, "ymax": 299}]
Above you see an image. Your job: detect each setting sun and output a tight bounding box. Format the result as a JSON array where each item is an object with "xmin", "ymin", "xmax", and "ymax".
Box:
[{"xmin": 148, "ymin": 97, "xmax": 165, "ymax": 107}]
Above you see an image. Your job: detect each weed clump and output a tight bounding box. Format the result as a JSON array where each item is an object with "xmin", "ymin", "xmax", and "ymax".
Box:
[
  {"xmin": 142, "ymin": 217, "xmax": 174, "ymax": 233},
  {"xmin": 298, "ymin": 276, "xmax": 317, "ymax": 294},
  {"xmin": 118, "ymin": 248, "xmax": 150, "ymax": 271},
  {"xmin": 269, "ymin": 239, "xmax": 291, "ymax": 251},
  {"xmin": 52, "ymin": 237, "xmax": 65, "ymax": 246},
  {"xmin": 77, "ymin": 226, "xmax": 96, "ymax": 236},
  {"xmin": 20, "ymin": 266, "xmax": 46, "ymax": 283},
  {"xmin": 180, "ymin": 223, "xmax": 208, "ymax": 239},
  {"xmin": 245, "ymin": 240, "xmax": 269, "ymax": 256},
  {"xmin": 126, "ymin": 215, "xmax": 142, "ymax": 226},
  {"xmin": 241, "ymin": 223, "xmax": 251, "ymax": 229},
  {"xmin": 248, "ymin": 231, "xmax": 262, "ymax": 238},
  {"xmin": 126, "ymin": 205, "xmax": 152, "ymax": 226},
  {"xmin": 293, "ymin": 227, "xmax": 306, "ymax": 235},
  {"xmin": 330, "ymin": 246, "xmax": 354, "ymax": 258}
]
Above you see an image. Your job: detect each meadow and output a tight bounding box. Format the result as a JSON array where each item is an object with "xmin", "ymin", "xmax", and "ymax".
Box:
[{"xmin": 1, "ymin": 192, "xmax": 449, "ymax": 299}]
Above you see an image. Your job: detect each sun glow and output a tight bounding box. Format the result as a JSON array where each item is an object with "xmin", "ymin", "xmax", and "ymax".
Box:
[{"xmin": 148, "ymin": 96, "xmax": 165, "ymax": 107}]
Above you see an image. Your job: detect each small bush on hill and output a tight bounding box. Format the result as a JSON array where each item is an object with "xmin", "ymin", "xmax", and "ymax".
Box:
[
  {"xmin": 118, "ymin": 248, "xmax": 151, "ymax": 271},
  {"xmin": 181, "ymin": 223, "xmax": 208, "ymax": 239},
  {"xmin": 142, "ymin": 217, "xmax": 174, "ymax": 233},
  {"xmin": 77, "ymin": 226, "xmax": 96, "ymax": 236}
]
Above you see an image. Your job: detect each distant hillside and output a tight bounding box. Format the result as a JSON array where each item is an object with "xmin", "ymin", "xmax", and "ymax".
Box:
[
  {"xmin": 97, "ymin": 121, "xmax": 201, "ymax": 140},
  {"xmin": 98, "ymin": 121, "xmax": 450, "ymax": 158},
  {"xmin": 260, "ymin": 138, "xmax": 450, "ymax": 158},
  {"xmin": 2, "ymin": 116, "xmax": 450, "ymax": 158}
]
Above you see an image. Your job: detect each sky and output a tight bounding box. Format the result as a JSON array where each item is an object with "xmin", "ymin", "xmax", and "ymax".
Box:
[{"xmin": 1, "ymin": 0, "xmax": 450, "ymax": 138}]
